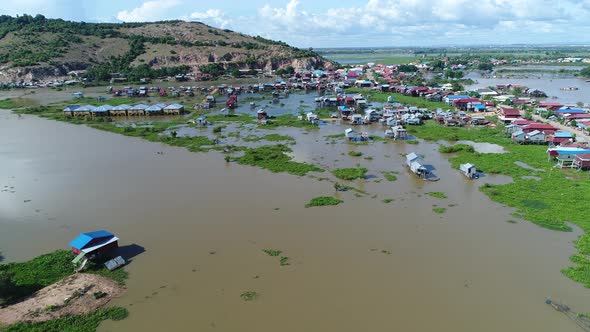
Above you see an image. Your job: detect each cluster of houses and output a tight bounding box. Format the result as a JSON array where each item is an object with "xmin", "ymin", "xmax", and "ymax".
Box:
[{"xmin": 63, "ymin": 103, "xmax": 185, "ymax": 117}]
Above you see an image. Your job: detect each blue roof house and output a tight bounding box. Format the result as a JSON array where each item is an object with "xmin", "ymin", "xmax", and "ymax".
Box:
[{"xmin": 69, "ymin": 230, "xmax": 119, "ymax": 261}]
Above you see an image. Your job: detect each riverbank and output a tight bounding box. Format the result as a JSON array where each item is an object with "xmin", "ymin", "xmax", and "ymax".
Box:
[{"xmin": 0, "ymin": 250, "xmax": 128, "ymax": 330}]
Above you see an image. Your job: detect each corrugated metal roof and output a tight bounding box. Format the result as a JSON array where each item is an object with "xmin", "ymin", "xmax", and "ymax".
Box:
[
  {"xmin": 69, "ymin": 230, "xmax": 114, "ymax": 250},
  {"xmin": 164, "ymin": 103, "xmax": 184, "ymax": 110},
  {"xmin": 131, "ymin": 104, "xmax": 148, "ymax": 110}
]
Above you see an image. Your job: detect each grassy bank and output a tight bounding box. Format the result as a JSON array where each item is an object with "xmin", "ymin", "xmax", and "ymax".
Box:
[
  {"xmin": 0, "ymin": 250, "xmax": 129, "ymax": 331},
  {"xmin": 412, "ymin": 121, "xmax": 590, "ymax": 287},
  {"xmin": 0, "ymin": 98, "xmax": 38, "ymax": 110},
  {"xmin": 3, "ymin": 307, "xmax": 128, "ymax": 332},
  {"xmin": 0, "ymin": 250, "xmax": 127, "ymax": 306}
]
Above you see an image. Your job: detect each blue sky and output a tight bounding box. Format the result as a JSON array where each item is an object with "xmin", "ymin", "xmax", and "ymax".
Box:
[{"xmin": 3, "ymin": 0, "xmax": 590, "ymax": 48}]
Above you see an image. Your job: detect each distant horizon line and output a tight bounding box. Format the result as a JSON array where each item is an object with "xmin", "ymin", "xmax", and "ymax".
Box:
[{"xmin": 314, "ymin": 43, "xmax": 590, "ymax": 50}]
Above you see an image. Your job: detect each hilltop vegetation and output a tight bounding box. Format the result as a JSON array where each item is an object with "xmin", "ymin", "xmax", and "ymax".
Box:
[{"xmin": 0, "ymin": 15, "xmax": 334, "ymax": 81}]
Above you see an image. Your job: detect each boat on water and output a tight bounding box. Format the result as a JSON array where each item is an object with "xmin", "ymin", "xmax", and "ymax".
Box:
[
  {"xmin": 560, "ymin": 87, "xmax": 579, "ymax": 91},
  {"xmin": 546, "ymin": 298, "xmax": 590, "ymax": 332}
]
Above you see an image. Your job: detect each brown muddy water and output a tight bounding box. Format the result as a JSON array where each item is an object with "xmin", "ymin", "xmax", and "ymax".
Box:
[{"xmin": 1, "ymin": 109, "xmax": 590, "ymax": 332}]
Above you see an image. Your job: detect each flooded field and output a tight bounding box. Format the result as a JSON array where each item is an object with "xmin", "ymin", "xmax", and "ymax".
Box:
[{"xmin": 2, "ymin": 108, "xmax": 590, "ymax": 332}]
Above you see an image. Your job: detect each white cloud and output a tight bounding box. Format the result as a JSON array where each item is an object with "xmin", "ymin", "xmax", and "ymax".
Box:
[
  {"xmin": 117, "ymin": 0, "xmax": 181, "ymax": 22},
  {"xmin": 190, "ymin": 9, "xmax": 230, "ymax": 28},
  {"xmin": 251, "ymin": 0, "xmax": 590, "ymax": 46}
]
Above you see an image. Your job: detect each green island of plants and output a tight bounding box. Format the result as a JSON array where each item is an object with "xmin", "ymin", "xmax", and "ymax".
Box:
[
  {"xmin": 305, "ymin": 196, "xmax": 343, "ymax": 208},
  {"xmin": 348, "ymin": 151, "xmax": 363, "ymax": 157},
  {"xmin": 332, "ymin": 167, "xmax": 368, "ymax": 181},
  {"xmin": 433, "ymin": 207, "xmax": 447, "ymax": 214},
  {"xmin": 232, "ymin": 145, "xmax": 322, "ymax": 176},
  {"xmin": 382, "ymin": 171, "xmax": 398, "ymax": 182},
  {"xmin": 427, "ymin": 192, "xmax": 448, "ymax": 199},
  {"xmin": 240, "ymin": 291, "xmax": 258, "ymax": 302}
]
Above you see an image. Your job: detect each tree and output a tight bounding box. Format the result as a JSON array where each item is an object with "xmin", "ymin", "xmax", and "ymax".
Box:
[
  {"xmin": 477, "ymin": 63, "xmax": 493, "ymax": 71},
  {"xmin": 512, "ymin": 87, "xmax": 523, "ymax": 96},
  {"xmin": 451, "ymin": 82, "xmax": 464, "ymax": 92},
  {"xmin": 581, "ymin": 66, "xmax": 590, "ymax": 77}
]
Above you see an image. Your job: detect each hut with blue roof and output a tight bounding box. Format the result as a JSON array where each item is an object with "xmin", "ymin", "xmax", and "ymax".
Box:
[{"xmin": 69, "ymin": 230, "xmax": 119, "ymax": 261}]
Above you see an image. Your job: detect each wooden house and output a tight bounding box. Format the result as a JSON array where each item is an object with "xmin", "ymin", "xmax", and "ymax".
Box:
[
  {"xmin": 512, "ymin": 130, "xmax": 526, "ymax": 142},
  {"xmin": 406, "ymin": 152, "xmax": 427, "ymax": 177},
  {"xmin": 344, "ymin": 128, "xmax": 358, "ymax": 141},
  {"xmin": 92, "ymin": 105, "xmax": 112, "ymax": 117},
  {"xmin": 69, "ymin": 230, "xmax": 119, "ymax": 262},
  {"xmin": 526, "ymin": 130, "xmax": 546, "ymax": 143},
  {"xmin": 145, "ymin": 104, "xmax": 164, "ymax": 115},
  {"xmin": 110, "ymin": 104, "xmax": 130, "ymax": 116},
  {"xmin": 163, "ymin": 103, "xmax": 184, "ymax": 115},
  {"xmin": 351, "ymin": 114, "xmax": 364, "ymax": 125},
  {"xmin": 574, "ymin": 154, "xmax": 590, "ymax": 170},
  {"xmin": 460, "ymin": 163, "xmax": 478, "ymax": 179},
  {"xmin": 63, "ymin": 105, "xmax": 80, "ymax": 116},
  {"xmin": 73, "ymin": 105, "xmax": 93, "ymax": 116},
  {"xmin": 548, "ymin": 131, "xmax": 573, "ymax": 145},
  {"xmin": 128, "ymin": 104, "xmax": 147, "ymax": 116},
  {"xmin": 257, "ymin": 109, "xmax": 267, "ymax": 120}
]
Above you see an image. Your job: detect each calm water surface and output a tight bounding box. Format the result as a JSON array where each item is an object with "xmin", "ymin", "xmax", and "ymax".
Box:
[{"xmin": 0, "ymin": 110, "xmax": 589, "ymax": 332}]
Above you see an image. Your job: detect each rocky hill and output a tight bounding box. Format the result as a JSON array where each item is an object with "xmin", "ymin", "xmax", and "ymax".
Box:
[{"xmin": 0, "ymin": 15, "xmax": 335, "ymax": 82}]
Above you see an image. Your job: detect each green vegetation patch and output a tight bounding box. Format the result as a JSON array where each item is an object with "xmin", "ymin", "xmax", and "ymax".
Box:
[
  {"xmin": 233, "ymin": 145, "xmax": 322, "ymax": 176},
  {"xmin": 382, "ymin": 198, "xmax": 394, "ymax": 203},
  {"xmin": 332, "ymin": 167, "xmax": 368, "ymax": 181},
  {"xmin": 433, "ymin": 207, "xmax": 447, "ymax": 214},
  {"xmin": 427, "ymin": 192, "xmax": 448, "ymax": 199},
  {"xmin": 3, "ymin": 307, "xmax": 128, "ymax": 332},
  {"xmin": 439, "ymin": 144, "xmax": 475, "ymax": 153},
  {"xmin": 382, "ymin": 171, "xmax": 398, "ymax": 182},
  {"xmin": 0, "ymin": 98, "xmax": 38, "ymax": 109},
  {"xmin": 240, "ymin": 291, "xmax": 258, "ymax": 302},
  {"xmin": 243, "ymin": 134, "xmax": 295, "ymax": 142},
  {"xmin": 262, "ymin": 249, "xmax": 282, "ymax": 257},
  {"xmin": 305, "ymin": 196, "xmax": 343, "ymax": 208},
  {"xmin": 348, "ymin": 151, "xmax": 363, "ymax": 157}
]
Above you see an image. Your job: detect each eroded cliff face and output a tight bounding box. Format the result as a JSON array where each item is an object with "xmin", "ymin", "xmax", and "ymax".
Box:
[{"xmin": 0, "ymin": 62, "xmax": 88, "ymax": 82}]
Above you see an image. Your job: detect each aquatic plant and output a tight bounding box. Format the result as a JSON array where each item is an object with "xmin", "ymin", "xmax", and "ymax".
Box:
[
  {"xmin": 242, "ymin": 134, "xmax": 295, "ymax": 142},
  {"xmin": 348, "ymin": 151, "xmax": 363, "ymax": 157},
  {"xmin": 279, "ymin": 256, "xmax": 290, "ymax": 266},
  {"xmin": 433, "ymin": 207, "xmax": 447, "ymax": 214},
  {"xmin": 305, "ymin": 196, "xmax": 343, "ymax": 208},
  {"xmin": 382, "ymin": 198, "xmax": 394, "ymax": 203},
  {"xmin": 332, "ymin": 167, "xmax": 368, "ymax": 181},
  {"xmin": 240, "ymin": 291, "xmax": 258, "ymax": 301},
  {"xmin": 427, "ymin": 192, "xmax": 448, "ymax": 199},
  {"xmin": 262, "ymin": 249, "xmax": 282, "ymax": 257},
  {"xmin": 382, "ymin": 172, "xmax": 397, "ymax": 182},
  {"xmin": 234, "ymin": 145, "xmax": 322, "ymax": 176}
]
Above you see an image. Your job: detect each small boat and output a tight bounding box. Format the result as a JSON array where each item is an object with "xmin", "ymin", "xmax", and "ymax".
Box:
[{"xmin": 560, "ymin": 87, "xmax": 579, "ymax": 91}]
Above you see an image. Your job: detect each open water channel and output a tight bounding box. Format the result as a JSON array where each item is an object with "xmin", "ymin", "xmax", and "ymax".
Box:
[{"xmin": 1, "ymin": 95, "xmax": 590, "ymax": 330}]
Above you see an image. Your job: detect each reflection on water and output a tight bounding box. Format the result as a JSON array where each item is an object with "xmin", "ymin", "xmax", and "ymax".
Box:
[{"xmin": 0, "ymin": 110, "xmax": 589, "ymax": 332}]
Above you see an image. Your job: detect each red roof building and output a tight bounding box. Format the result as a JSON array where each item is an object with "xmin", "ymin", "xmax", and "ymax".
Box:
[
  {"xmin": 500, "ymin": 107, "xmax": 521, "ymax": 118},
  {"xmin": 522, "ymin": 123, "xmax": 557, "ymax": 135}
]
